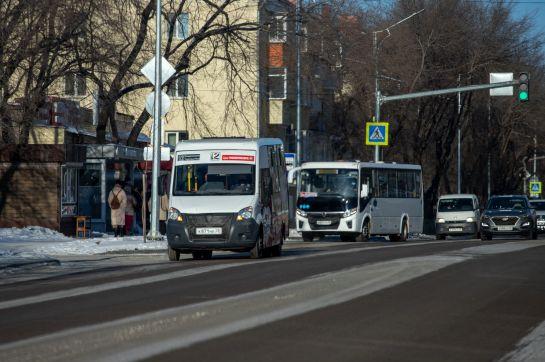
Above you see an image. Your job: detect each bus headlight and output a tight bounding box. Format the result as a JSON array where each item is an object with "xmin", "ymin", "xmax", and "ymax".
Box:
[
  {"xmin": 168, "ymin": 208, "xmax": 183, "ymax": 222},
  {"xmin": 343, "ymin": 208, "xmax": 357, "ymax": 218},
  {"xmin": 437, "ymin": 218, "xmax": 445, "ymax": 223},
  {"xmin": 296, "ymin": 209, "xmax": 307, "ymax": 217},
  {"xmin": 237, "ymin": 206, "xmax": 253, "ymax": 221}
]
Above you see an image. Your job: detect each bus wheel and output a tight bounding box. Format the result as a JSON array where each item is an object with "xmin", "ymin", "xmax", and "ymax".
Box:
[
  {"xmin": 399, "ymin": 220, "xmax": 408, "ymax": 242},
  {"xmin": 250, "ymin": 233, "xmax": 264, "ymax": 258},
  {"xmin": 356, "ymin": 220, "xmax": 370, "ymax": 242},
  {"xmin": 168, "ymin": 246, "xmax": 180, "ymax": 261},
  {"xmin": 302, "ymin": 232, "xmax": 314, "ymax": 242}
]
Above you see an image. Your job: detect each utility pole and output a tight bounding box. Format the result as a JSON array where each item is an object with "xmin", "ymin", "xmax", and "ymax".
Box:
[
  {"xmin": 295, "ymin": 0, "xmax": 302, "ymax": 166},
  {"xmin": 457, "ymin": 74, "xmax": 461, "ymax": 194},
  {"xmin": 149, "ymin": 0, "xmax": 163, "ymax": 240},
  {"xmin": 487, "ymin": 98, "xmax": 491, "ymax": 199},
  {"xmin": 534, "ymin": 135, "xmax": 537, "ymax": 177},
  {"xmin": 372, "ymin": 9, "xmax": 424, "ymax": 163}
]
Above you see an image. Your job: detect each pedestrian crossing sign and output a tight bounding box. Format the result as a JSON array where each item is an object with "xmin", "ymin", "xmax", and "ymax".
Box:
[
  {"xmin": 365, "ymin": 122, "xmax": 389, "ymax": 146},
  {"xmin": 530, "ymin": 181, "xmax": 541, "ymax": 194}
]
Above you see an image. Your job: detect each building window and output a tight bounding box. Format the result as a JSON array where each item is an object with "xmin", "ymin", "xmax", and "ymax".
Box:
[
  {"xmin": 166, "ymin": 131, "xmax": 188, "ymax": 147},
  {"xmin": 268, "ymin": 68, "xmax": 286, "ymax": 99},
  {"xmin": 269, "ymin": 15, "xmax": 286, "ymax": 42},
  {"xmin": 167, "ymin": 75, "xmax": 189, "ymax": 98},
  {"xmin": 64, "ymin": 74, "xmax": 86, "ymax": 96},
  {"xmin": 168, "ymin": 12, "xmax": 189, "ymax": 40}
]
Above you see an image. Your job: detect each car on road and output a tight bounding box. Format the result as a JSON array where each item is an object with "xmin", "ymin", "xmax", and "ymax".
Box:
[
  {"xmin": 480, "ymin": 195, "xmax": 537, "ymax": 240},
  {"xmin": 529, "ymin": 199, "xmax": 545, "ymax": 233},
  {"xmin": 435, "ymin": 194, "xmax": 480, "ymax": 240}
]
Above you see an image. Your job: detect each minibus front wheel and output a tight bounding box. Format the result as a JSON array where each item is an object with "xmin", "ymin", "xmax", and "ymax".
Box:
[
  {"xmin": 250, "ymin": 229, "xmax": 264, "ymax": 258},
  {"xmin": 168, "ymin": 246, "xmax": 180, "ymax": 261}
]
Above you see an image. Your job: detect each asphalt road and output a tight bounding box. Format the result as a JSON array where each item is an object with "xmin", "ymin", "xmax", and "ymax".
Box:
[{"xmin": 1, "ymin": 237, "xmax": 545, "ymax": 361}]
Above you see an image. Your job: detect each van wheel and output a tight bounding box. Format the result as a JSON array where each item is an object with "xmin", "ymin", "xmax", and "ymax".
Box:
[
  {"xmin": 168, "ymin": 246, "xmax": 180, "ymax": 261},
  {"xmin": 250, "ymin": 234, "xmax": 264, "ymax": 258},
  {"xmin": 192, "ymin": 251, "xmax": 213, "ymax": 260},
  {"xmin": 356, "ymin": 220, "xmax": 370, "ymax": 242},
  {"xmin": 270, "ymin": 243, "xmax": 282, "ymax": 257},
  {"xmin": 532, "ymin": 229, "xmax": 538, "ymax": 240},
  {"xmin": 436, "ymin": 234, "xmax": 446, "ymax": 240},
  {"xmin": 302, "ymin": 232, "xmax": 314, "ymax": 242}
]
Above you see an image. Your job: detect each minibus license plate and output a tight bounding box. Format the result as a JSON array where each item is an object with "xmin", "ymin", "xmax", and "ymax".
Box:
[
  {"xmin": 316, "ymin": 220, "xmax": 332, "ymax": 226},
  {"xmin": 497, "ymin": 226, "xmax": 513, "ymax": 231},
  {"xmin": 196, "ymin": 227, "xmax": 222, "ymax": 235},
  {"xmin": 449, "ymin": 227, "xmax": 463, "ymax": 232}
]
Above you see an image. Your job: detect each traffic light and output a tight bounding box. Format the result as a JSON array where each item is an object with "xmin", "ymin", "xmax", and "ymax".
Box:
[{"xmin": 518, "ymin": 72, "xmax": 529, "ymax": 102}]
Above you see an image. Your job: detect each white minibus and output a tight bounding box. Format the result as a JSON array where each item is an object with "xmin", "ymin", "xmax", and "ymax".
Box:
[
  {"xmin": 167, "ymin": 138, "xmax": 289, "ymax": 261},
  {"xmin": 289, "ymin": 161, "xmax": 423, "ymax": 242}
]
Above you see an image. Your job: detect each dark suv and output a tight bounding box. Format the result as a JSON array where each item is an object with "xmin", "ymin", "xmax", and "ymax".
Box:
[{"xmin": 480, "ymin": 195, "xmax": 537, "ymax": 240}]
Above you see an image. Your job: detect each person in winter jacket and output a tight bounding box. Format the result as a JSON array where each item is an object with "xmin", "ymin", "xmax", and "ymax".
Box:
[
  {"xmin": 124, "ymin": 185, "xmax": 136, "ymax": 235},
  {"xmin": 108, "ymin": 180, "xmax": 127, "ymax": 237},
  {"xmin": 148, "ymin": 192, "xmax": 169, "ymax": 235}
]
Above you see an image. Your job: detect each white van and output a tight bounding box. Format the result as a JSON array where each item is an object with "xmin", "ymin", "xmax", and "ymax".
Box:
[
  {"xmin": 435, "ymin": 194, "xmax": 480, "ymax": 240},
  {"xmin": 167, "ymin": 138, "xmax": 289, "ymax": 261}
]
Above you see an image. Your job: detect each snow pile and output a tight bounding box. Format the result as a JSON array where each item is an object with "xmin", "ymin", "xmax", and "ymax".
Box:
[
  {"xmin": 0, "ymin": 226, "xmax": 72, "ymax": 243},
  {"xmin": 0, "ymin": 226, "xmax": 167, "ymax": 257}
]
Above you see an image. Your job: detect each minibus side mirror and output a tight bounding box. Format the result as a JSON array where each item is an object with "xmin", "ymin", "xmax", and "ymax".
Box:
[
  {"xmin": 360, "ymin": 184, "xmax": 369, "ymax": 198},
  {"xmin": 287, "ymin": 167, "xmax": 301, "ymax": 185}
]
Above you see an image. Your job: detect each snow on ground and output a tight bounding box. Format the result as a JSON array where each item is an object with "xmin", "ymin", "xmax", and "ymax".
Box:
[{"xmin": 0, "ymin": 226, "xmax": 167, "ymax": 260}]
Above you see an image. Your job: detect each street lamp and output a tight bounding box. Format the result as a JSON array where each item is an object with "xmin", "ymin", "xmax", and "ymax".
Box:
[{"xmin": 372, "ymin": 8, "xmax": 425, "ymax": 162}]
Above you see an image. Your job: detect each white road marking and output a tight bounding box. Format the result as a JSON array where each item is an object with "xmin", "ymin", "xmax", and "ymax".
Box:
[
  {"xmin": 0, "ymin": 241, "xmax": 541, "ymax": 362},
  {"xmin": 0, "ymin": 240, "xmax": 457, "ymax": 311},
  {"xmin": 501, "ymin": 320, "xmax": 545, "ymax": 361}
]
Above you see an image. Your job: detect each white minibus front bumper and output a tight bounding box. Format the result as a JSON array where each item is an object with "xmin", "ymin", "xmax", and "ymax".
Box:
[{"xmin": 296, "ymin": 212, "xmax": 359, "ymax": 233}]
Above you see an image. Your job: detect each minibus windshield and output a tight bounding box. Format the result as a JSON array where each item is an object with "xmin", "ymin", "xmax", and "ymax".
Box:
[
  {"xmin": 300, "ymin": 169, "xmax": 358, "ymax": 198},
  {"xmin": 173, "ymin": 164, "xmax": 255, "ymax": 196}
]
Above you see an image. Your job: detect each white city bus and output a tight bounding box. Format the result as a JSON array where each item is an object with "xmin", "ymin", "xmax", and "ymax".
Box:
[
  {"xmin": 289, "ymin": 161, "xmax": 423, "ymax": 242},
  {"xmin": 167, "ymin": 138, "xmax": 289, "ymax": 261}
]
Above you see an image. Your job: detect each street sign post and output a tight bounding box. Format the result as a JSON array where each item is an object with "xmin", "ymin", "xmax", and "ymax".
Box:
[{"xmin": 365, "ymin": 122, "xmax": 389, "ymax": 146}]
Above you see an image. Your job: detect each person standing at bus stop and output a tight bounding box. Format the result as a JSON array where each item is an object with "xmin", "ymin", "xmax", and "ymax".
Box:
[{"xmin": 108, "ymin": 180, "xmax": 127, "ymax": 237}]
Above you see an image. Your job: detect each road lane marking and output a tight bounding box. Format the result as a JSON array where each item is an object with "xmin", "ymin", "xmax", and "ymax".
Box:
[
  {"xmin": 0, "ymin": 240, "xmax": 461, "ymax": 311},
  {"xmin": 0, "ymin": 241, "xmax": 542, "ymax": 362},
  {"xmin": 501, "ymin": 320, "xmax": 545, "ymax": 361}
]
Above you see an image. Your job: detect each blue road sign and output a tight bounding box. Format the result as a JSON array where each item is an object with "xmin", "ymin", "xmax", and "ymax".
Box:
[
  {"xmin": 530, "ymin": 181, "xmax": 541, "ymax": 194},
  {"xmin": 365, "ymin": 122, "xmax": 389, "ymax": 146}
]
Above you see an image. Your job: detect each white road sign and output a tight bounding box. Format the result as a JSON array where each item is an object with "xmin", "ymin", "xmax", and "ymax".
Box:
[
  {"xmin": 145, "ymin": 91, "xmax": 171, "ymax": 117},
  {"xmin": 490, "ymin": 73, "xmax": 513, "ymax": 96},
  {"xmin": 141, "ymin": 56, "xmax": 176, "ymax": 86}
]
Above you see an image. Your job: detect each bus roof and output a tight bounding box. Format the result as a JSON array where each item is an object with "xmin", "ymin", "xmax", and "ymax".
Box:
[
  {"xmin": 300, "ymin": 161, "xmax": 421, "ymax": 171},
  {"xmin": 174, "ymin": 138, "xmax": 283, "ymax": 151}
]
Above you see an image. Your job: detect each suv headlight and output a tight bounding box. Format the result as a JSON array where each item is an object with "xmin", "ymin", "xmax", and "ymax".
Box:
[
  {"xmin": 436, "ymin": 218, "xmax": 445, "ymax": 223},
  {"xmin": 466, "ymin": 217, "xmax": 475, "ymax": 223},
  {"xmin": 168, "ymin": 207, "xmax": 183, "ymax": 222},
  {"xmin": 237, "ymin": 206, "xmax": 253, "ymax": 221},
  {"xmin": 343, "ymin": 208, "xmax": 357, "ymax": 218},
  {"xmin": 296, "ymin": 209, "xmax": 307, "ymax": 217}
]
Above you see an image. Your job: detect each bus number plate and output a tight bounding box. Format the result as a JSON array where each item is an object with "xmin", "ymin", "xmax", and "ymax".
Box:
[
  {"xmin": 316, "ymin": 220, "xmax": 332, "ymax": 226},
  {"xmin": 196, "ymin": 227, "xmax": 222, "ymax": 235}
]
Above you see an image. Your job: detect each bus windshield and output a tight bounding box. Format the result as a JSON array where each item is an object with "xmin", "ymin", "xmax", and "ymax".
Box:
[
  {"xmin": 300, "ymin": 169, "xmax": 358, "ymax": 198},
  {"xmin": 173, "ymin": 164, "xmax": 255, "ymax": 196},
  {"xmin": 438, "ymin": 198, "xmax": 473, "ymax": 212}
]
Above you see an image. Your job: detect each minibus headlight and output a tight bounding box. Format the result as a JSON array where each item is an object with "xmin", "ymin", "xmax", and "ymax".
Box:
[
  {"xmin": 343, "ymin": 208, "xmax": 357, "ymax": 218},
  {"xmin": 168, "ymin": 207, "xmax": 183, "ymax": 222},
  {"xmin": 437, "ymin": 218, "xmax": 445, "ymax": 223},
  {"xmin": 466, "ymin": 217, "xmax": 475, "ymax": 223},
  {"xmin": 237, "ymin": 206, "xmax": 253, "ymax": 221},
  {"xmin": 296, "ymin": 209, "xmax": 307, "ymax": 217}
]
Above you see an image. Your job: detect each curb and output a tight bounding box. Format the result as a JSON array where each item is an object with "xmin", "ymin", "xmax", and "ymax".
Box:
[{"xmin": 0, "ymin": 258, "xmax": 61, "ymax": 271}]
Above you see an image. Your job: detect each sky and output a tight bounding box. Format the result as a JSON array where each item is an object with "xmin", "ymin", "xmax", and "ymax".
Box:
[{"xmin": 512, "ymin": 1, "xmax": 545, "ymax": 53}]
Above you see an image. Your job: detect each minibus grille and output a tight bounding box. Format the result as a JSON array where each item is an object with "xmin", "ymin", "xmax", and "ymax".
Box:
[
  {"xmin": 308, "ymin": 213, "xmax": 341, "ymax": 230},
  {"xmin": 185, "ymin": 213, "xmax": 235, "ymax": 240}
]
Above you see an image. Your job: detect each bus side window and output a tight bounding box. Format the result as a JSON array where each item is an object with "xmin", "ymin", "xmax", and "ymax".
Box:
[{"xmin": 360, "ymin": 169, "xmax": 372, "ymax": 197}]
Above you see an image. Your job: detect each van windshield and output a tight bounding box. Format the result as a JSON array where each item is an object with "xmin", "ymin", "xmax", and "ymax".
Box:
[
  {"xmin": 173, "ymin": 164, "xmax": 255, "ymax": 196},
  {"xmin": 300, "ymin": 169, "xmax": 358, "ymax": 198},
  {"xmin": 438, "ymin": 198, "xmax": 473, "ymax": 212}
]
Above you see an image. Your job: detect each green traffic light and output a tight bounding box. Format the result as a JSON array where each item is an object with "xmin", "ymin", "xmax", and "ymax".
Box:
[{"xmin": 519, "ymin": 91, "xmax": 528, "ymax": 101}]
